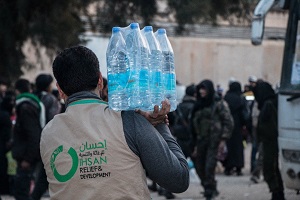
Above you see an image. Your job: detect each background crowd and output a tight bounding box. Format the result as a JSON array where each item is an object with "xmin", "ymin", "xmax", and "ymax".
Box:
[
  {"xmin": 161, "ymin": 75, "xmax": 284, "ymax": 200},
  {"xmin": 0, "ymin": 73, "xmax": 284, "ymax": 200}
]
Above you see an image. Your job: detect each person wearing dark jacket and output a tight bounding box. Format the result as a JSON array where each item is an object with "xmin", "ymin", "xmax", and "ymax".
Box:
[
  {"xmin": 253, "ymin": 81, "xmax": 285, "ymax": 200},
  {"xmin": 171, "ymin": 84, "xmax": 196, "ymax": 158},
  {"xmin": 35, "ymin": 74, "xmax": 61, "ymax": 123},
  {"xmin": 31, "ymin": 74, "xmax": 61, "ymax": 200},
  {"xmin": 12, "ymin": 79, "xmax": 44, "ymax": 200},
  {"xmin": 0, "ymin": 93, "xmax": 14, "ymax": 195},
  {"xmin": 223, "ymin": 81, "xmax": 249, "ymax": 176},
  {"xmin": 191, "ymin": 79, "xmax": 234, "ymax": 200}
]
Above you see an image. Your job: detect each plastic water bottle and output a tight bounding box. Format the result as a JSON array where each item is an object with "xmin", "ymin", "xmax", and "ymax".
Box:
[
  {"xmin": 155, "ymin": 28, "xmax": 177, "ymax": 111},
  {"xmin": 141, "ymin": 26, "xmax": 164, "ymax": 108},
  {"xmin": 125, "ymin": 23, "xmax": 151, "ymax": 110},
  {"xmin": 106, "ymin": 27, "xmax": 129, "ymax": 110},
  {"xmin": 187, "ymin": 157, "xmax": 194, "ymax": 169}
]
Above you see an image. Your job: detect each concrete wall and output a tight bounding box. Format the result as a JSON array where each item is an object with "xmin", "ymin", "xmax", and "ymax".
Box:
[
  {"xmin": 22, "ymin": 36, "xmax": 284, "ymax": 92},
  {"xmin": 170, "ymin": 37, "xmax": 284, "ymax": 91}
]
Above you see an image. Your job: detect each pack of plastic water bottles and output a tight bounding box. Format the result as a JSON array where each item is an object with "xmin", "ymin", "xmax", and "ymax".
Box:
[{"xmin": 106, "ymin": 22, "xmax": 177, "ymax": 111}]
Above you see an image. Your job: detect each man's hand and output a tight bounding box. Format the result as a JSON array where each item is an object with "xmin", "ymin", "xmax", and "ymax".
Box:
[{"xmin": 136, "ymin": 100, "xmax": 171, "ymax": 126}]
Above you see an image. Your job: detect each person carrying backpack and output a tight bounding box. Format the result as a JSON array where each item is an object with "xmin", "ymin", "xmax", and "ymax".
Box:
[{"xmin": 170, "ymin": 84, "xmax": 196, "ymax": 158}]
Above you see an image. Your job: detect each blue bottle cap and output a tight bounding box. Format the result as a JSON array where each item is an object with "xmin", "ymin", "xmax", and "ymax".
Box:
[
  {"xmin": 130, "ymin": 23, "xmax": 139, "ymax": 29},
  {"xmin": 112, "ymin": 27, "xmax": 121, "ymax": 33},
  {"xmin": 157, "ymin": 28, "xmax": 166, "ymax": 34},
  {"xmin": 144, "ymin": 26, "xmax": 153, "ymax": 32}
]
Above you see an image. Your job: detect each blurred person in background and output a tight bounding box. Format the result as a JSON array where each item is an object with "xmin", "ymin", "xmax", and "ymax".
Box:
[
  {"xmin": 170, "ymin": 84, "xmax": 196, "ymax": 158},
  {"xmin": 223, "ymin": 81, "xmax": 249, "ymax": 176},
  {"xmin": 191, "ymin": 79, "xmax": 233, "ymax": 200},
  {"xmin": 245, "ymin": 76, "xmax": 264, "ymax": 174},
  {"xmin": 216, "ymin": 84, "xmax": 224, "ymax": 99},
  {"xmin": 12, "ymin": 79, "xmax": 45, "ymax": 200},
  {"xmin": 253, "ymin": 81, "xmax": 285, "ymax": 200},
  {"xmin": 52, "ymin": 89, "xmax": 66, "ymax": 113},
  {"xmin": 2, "ymin": 91, "xmax": 17, "ymax": 196},
  {"xmin": 0, "ymin": 91, "xmax": 14, "ymax": 196},
  {"xmin": 34, "ymin": 74, "xmax": 61, "ymax": 124},
  {"xmin": 176, "ymin": 80, "xmax": 186, "ymax": 104},
  {"xmin": 0, "ymin": 78, "xmax": 8, "ymax": 104},
  {"xmin": 31, "ymin": 74, "xmax": 61, "ymax": 200}
]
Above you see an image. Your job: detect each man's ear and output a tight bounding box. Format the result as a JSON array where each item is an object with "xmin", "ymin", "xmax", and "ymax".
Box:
[
  {"xmin": 98, "ymin": 72, "xmax": 103, "ymax": 91},
  {"xmin": 56, "ymin": 82, "xmax": 67, "ymax": 101}
]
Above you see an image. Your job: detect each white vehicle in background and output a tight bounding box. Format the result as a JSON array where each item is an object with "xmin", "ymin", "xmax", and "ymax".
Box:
[{"xmin": 251, "ymin": 0, "xmax": 300, "ymax": 193}]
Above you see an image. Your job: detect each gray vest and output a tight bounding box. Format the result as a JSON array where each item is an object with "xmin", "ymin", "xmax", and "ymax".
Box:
[{"xmin": 40, "ymin": 99, "xmax": 150, "ymax": 200}]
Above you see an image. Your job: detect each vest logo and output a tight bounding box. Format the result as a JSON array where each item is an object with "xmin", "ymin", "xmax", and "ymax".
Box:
[
  {"xmin": 50, "ymin": 145, "xmax": 78, "ymax": 182},
  {"xmin": 50, "ymin": 140, "xmax": 110, "ymax": 181}
]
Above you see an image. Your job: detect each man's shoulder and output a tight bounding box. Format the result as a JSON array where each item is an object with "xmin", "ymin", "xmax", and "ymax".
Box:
[{"xmin": 121, "ymin": 110, "xmax": 154, "ymax": 132}]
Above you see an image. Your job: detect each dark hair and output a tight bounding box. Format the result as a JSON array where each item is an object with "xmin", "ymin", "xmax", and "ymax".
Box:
[
  {"xmin": 15, "ymin": 79, "xmax": 31, "ymax": 93},
  {"xmin": 229, "ymin": 81, "xmax": 242, "ymax": 94},
  {"xmin": 52, "ymin": 46, "xmax": 100, "ymax": 96},
  {"xmin": 196, "ymin": 79, "xmax": 215, "ymax": 104},
  {"xmin": 185, "ymin": 84, "xmax": 195, "ymax": 96},
  {"xmin": 253, "ymin": 81, "xmax": 276, "ymax": 110},
  {"xmin": 36, "ymin": 74, "xmax": 53, "ymax": 91}
]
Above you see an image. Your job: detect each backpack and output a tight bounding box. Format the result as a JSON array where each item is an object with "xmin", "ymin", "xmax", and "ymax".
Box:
[{"xmin": 171, "ymin": 101, "xmax": 194, "ymax": 140}]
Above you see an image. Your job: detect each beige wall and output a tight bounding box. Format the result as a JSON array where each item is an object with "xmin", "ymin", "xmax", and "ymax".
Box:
[
  {"xmin": 170, "ymin": 37, "xmax": 284, "ymax": 91},
  {"xmin": 22, "ymin": 36, "xmax": 284, "ymax": 92}
]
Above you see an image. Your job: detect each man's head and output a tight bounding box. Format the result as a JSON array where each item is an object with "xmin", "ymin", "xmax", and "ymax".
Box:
[
  {"xmin": 248, "ymin": 75, "xmax": 257, "ymax": 88},
  {"xmin": 185, "ymin": 84, "xmax": 195, "ymax": 97},
  {"xmin": 35, "ymin": 74, "xmax": 53, "ymax": 92},
  {"xmin": 52, "ymin": 46, "xmax": 101, "ymax": 97},
  {"xmin": 15, "ymin": 79, "xmax": 31, "ymax": 95},
  {"xmin": 196, "ymin": 79, "xmax": 215, "ymax": 100}
]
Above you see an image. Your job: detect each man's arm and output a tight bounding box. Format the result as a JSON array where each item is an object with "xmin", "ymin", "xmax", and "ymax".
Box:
[{"xmin": 122, "ymin": 111, "xmax": 189, "ymax": 193}]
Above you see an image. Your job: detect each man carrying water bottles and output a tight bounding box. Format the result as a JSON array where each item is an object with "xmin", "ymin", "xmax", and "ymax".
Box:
[{"xmin": 40, "ymin": 46, "xmax": 189, "ymax": 199}]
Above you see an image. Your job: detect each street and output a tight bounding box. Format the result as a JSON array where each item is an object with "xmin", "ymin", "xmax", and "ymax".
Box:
[
  {"xmin": 150, "ymin": 144, "xmax": 299, "ymax": 200},
  {"xmin": 1, "ymin": 144, "xmax": 299, "ymax": 200}
]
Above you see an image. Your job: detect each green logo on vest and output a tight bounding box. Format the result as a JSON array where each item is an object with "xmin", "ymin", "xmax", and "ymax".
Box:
[{"xmin": 50, "ymin": 145, "xmax": 78, "ymax": 182}]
